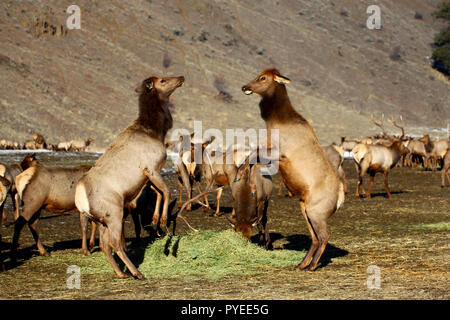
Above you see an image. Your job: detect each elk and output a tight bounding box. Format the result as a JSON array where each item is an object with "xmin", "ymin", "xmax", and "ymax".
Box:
[
  {"xmin": 340, "ymin": 137, "xmax": 360, "ymax": 152},
  {"xmin": 323, "ymin": 143, "xmax": 347, "ymax": 194},
  {"xmin": 405, "ymin": 137, "xmax": 427, "ymax": 167},
  {"xmin": 279, "ymin": 143, "xmax": 347, "ymax": 197},
  {"xmin": 227, "ymin": 163, "xmax": 272, "ymax": 248},
  {"xmin": 239, "ymin": 68, "xmax": 345, "ymax": 271},
  {"xmin": 33, "ymin": 133, "xmax": 47, "ymax": 149},
  {"xmin": 0, "ymin": 154, "xmax": 38, "ymax": 222},
  {"xmin": 10, "ymin": 163, "xmax": 92, "ymax": 258},
  {"xmin": 69, "ymin": 138, "xmax": 94, "ymax": 152},
  {"xmin": 80, "ymin": 182, "xmax": 158, "ymax": 256},
  {"xmin": 353, "ymin": 116, "xmax": 407, "ymax": 199},
  {"xmin": 421, "ymin": 135, "xmax": 449, "ymax": 170},
  {"xmin": 167, "ymin": 134, "xmax": 213, "ymax": 212},
  {"xmin": 0, "ymin": 176, "xmax": 9, "ymax": 271},
  {"xmin": 441, "ymin": 149, "xmax": 450, "ymax": 187},
  {"xmin": 201, "ymin": 144, "xmax": 239, "ymax": 216},
  {"xmin": 75, "ymin": 75, "xmax": 184, "ymax": 279},
  {"xmin": 57, "ymin": 141, "xmax": 72, "ymax": 151}
]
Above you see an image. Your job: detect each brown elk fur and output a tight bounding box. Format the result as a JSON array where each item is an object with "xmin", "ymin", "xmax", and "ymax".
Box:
[
  {"xmin": 240, "ymin": 68, "xmax": 344, "ymax": 271},
  {"xmin": 441, "ymin": 150, "xmax": 450, "ymax": 188},
  {"xmin": 0, "ymin": 154, "xmax": 38, "ymax": 222},
  {"xmin": 228, "ymin": 163, "xmax": 272, "ymax": 248},
  {"xmin": 75, "ymin": 75, "xmax": 184, "ymax": 280},
  {"xmin": 353, "ymin": 117, "xmax": 407, "ymax": 199},
  {"xmin": 11, "ymin": 164, "xmax": 92, "ymax": 258}
]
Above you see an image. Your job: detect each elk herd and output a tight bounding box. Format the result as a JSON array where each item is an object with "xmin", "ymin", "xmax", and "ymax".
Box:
[
  {"xmin": 0, "ymin": 69, "xmax": 448, "ymax": 278},
  {"xmin": 0, "ymin": 134, "xmax": 93, "ymax": 152}
]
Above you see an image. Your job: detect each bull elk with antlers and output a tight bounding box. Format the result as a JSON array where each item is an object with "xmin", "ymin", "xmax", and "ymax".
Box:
[{"xmin": 353, "ymin": 115, "xmax": 408, "ymax": 199}]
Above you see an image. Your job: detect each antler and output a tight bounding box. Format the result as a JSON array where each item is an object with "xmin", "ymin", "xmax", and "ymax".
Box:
[
  {"xmin": 370, "ymin": 113, "xmax": 387, "ymax": 137},
  {"xmin": 389, "ymin": 115, "xmax": 405, "ymax": 138}
]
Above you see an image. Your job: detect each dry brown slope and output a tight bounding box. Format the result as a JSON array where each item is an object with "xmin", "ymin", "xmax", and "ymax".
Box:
[{"xmin": 0, "ymin": 0, "xmax": 448, "ymax": 148}]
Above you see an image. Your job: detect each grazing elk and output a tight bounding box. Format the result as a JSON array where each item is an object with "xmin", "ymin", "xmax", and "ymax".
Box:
[
  {"xmin": 441, "ymin": 149, "xmax": 450, "ymax": 188},
  {"xmin": 0, "ymin": 154, "xmax": 38, "ymax": 222},
  {"xmin": 10, "ymin": 163, "xmax": 92, "ymax": 258},
  {"xmin": 239, "ymin": 68, "xmax": 345, "ymax": 271},
  {"xmin": 75, "ymin": 75, "xmax": 184, "ymax": 279},
  {"xmin": 228, "ymin": 163, "xmax": 272, "ymax": 248},
  {"xmin": 353, "ymin": 116, "xmax": 407, "ymax": 199}
]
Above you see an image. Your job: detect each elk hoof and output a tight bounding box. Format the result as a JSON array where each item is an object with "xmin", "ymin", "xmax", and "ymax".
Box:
[
  {"xmin": 295, "ymin": 263, "xmax": 308, "ymax": 271},
  {"xmin": 82, "ymin": 249, "xmax": 90, "ymax": 256},
  {"xmin": 134, "ymin": 272, "xmax": 146, "ymax": 280},
  {"xmin": 40, "ymin": 250, "xmax": 50, "ymax": 257},
  {"xmin": 117, "ymin": 272, "xmax": 130, "ymax": 279}
]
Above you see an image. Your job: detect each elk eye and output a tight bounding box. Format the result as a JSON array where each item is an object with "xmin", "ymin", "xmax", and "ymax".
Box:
[
  {"xmin": 161, "ymin": 79, "xmax": 166, "ymax": 83},
  {"xmin": 260, "ymin": 76, "xmax": 266, "ymax": 81}
]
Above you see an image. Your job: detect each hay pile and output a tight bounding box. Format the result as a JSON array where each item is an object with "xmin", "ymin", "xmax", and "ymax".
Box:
[{"xmin": 81, "ymin": 230, "xmax": 304, "ymax": 280}]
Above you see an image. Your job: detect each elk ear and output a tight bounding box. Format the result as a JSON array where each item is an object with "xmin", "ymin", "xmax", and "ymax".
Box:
[
  {"xmin": 274, "ymin": 74, "xmax": 291, "ymax": 84},
  {"xmin": 135, "ymin": 79, "xmax": 154, "ymax": 93}
]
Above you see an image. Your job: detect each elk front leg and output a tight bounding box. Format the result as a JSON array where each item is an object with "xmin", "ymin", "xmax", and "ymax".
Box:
[{"xmin": 214, "ymin": 187, "xmax": 223, "ymax": 217}]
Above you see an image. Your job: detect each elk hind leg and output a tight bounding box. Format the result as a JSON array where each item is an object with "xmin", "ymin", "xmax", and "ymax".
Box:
[{"xmin": 296, "ymin": 201, "xmax": 319, "ymax": 271}]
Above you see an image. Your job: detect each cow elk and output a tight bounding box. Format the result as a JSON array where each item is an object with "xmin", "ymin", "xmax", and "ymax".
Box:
[
  {"xmin": 0, "ymin": 154, "xmax": 39, "ymax": 222},
  {"xmin": 75, "ymin": 75, "xmax": 184, "ymax": 279},
  {"xmin": 239, "ymin": 68, "xmax": 345, "ymax": 271},
  {"xmin": 441, "ymin": 149, "xmax": 450, "ymax": 188},
  {"xmin": 11, "ymin": 163, "xmax": 92, "ymax": 258},
  {"xmin": 228, "ymin": 163, "xmax": 272, "ymax": 248}
]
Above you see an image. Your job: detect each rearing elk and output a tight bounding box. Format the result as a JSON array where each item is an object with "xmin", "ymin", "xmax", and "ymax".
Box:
[
  {"xmin": 353, "ymin": 115, "xmax": 408, "ymax": 199},
  {"xmin": 239, "ymin": 68, "xmax": 345, "ymax": 271}
]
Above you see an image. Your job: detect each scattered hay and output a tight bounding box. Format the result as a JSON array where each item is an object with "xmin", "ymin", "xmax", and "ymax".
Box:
[
  {"xmin": 80, "ymin": 230, "xmax": 304, "ymax": 280},
  {"xmin": 415, "ymin": 222, "xmax": 450, "ymax": 231}
]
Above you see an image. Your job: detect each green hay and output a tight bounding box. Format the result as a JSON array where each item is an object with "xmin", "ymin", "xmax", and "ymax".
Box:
[
  {"xmin": 80, "ymin": 230, "xmax": 304, "ymax": 280},
  {"xmin": 415, "ymin": 222, "xmax": 450, "ymax": 231}
]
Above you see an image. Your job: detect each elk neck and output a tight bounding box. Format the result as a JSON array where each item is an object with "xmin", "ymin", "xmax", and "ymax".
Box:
[
  {"xmin": 258, "ymin": 84, "xmax": 307, "ymax": 125},
  {"xmin": 133, "ymin": 91, "xmax": 173, "ymax": 142}
]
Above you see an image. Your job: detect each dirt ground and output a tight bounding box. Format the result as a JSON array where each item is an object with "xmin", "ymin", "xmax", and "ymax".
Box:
[{"xmin": 0, "ymin": 153, "xmax": 448, "ymax": 300}]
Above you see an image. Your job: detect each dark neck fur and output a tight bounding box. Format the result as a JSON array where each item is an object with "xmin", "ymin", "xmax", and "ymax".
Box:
[
  {"xmin": 259, "ymin": 85, "xmax": 307, "ymax": 124},
  {"xmin": 133, "ymin": 91, "xmax": 173, "ymax": 142}
]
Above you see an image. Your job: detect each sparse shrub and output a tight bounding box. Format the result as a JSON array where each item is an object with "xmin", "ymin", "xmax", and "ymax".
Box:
[
  {"xmin": 432, "ymin": 1, "xmax": 450, "ymax": 20},
  {"xmin": 213, "ymin": 75, "xmax": 233, "ymax": 103},
  {"xmin": 389, "ymin": 45, "xmax": 403, "ymax": 61},
  {"xmin": 431, "ymin": 2, "xmax": 450, "ymax": 75},
  {"xmin": 162, "ymin": 51, "xmax": 171, "ymax": 69}
]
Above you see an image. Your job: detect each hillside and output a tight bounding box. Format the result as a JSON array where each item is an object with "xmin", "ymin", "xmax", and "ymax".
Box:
[{"xmin": 0, "ymin": 0, "xmax": 449, "ymax": 149}]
